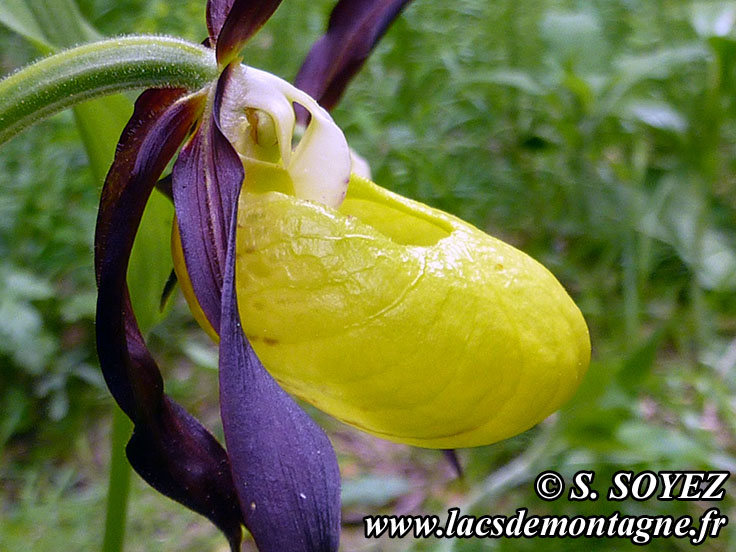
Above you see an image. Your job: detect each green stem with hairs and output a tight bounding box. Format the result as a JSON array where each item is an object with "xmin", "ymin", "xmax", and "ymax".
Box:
[{"xmin": 0, "ymin": 35, "xmax": 217, "ymax": 145}]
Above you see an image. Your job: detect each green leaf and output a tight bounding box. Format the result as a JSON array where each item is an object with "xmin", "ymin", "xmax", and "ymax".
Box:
[
  {"xmin": 469, "ymin": 68, "xmax": 544, "ymax": 96},
  {"xmin": 638, "ymin": 178, "xmax": 736, "ymax": 292},
  {"xmin": 616, "ymin": 423, "xmax": 710, "ymax": 466},
  {"xmin": 128, "ymin": 189, "xmax": 176, "ymax": 333},
  {"xmin": 0, "ymin": 0, "xmax": 53, "ymax": 53},
  {"xmin": 614, "ymin": 45, "xmax": 709, "ymax": 83},
  {"xmin": 71, "ymin": 96, "xmax": 132, "ymax": 182},
  {"xmin": 0, "ymin": 266, "xmax": 56, "ymax": 374},
  {"xmin": 623, "ymin": 100, "xmax": 688, "ymax": 133},
  {"xmin": 616, "ymin": 328, "xmax": 667, "ymax": 392},
  {"xmin": 0, "ymin": 388, "xmax": 31, "ymax": 451}
]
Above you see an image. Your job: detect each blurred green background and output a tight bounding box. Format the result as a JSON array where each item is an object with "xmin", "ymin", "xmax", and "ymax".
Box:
[{"xmin": 1, "ymin": 0, "xmax": 735, "ymax": 551}]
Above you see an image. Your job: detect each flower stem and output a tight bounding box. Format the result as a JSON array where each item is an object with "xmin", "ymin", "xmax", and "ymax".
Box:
[
  {"xmin": 0, "ymin": 35, "xmax": 217, "ymax": 145},
  {"xmin": 102, "ymin": 406, "xmax": 133, "ymax": 552}
]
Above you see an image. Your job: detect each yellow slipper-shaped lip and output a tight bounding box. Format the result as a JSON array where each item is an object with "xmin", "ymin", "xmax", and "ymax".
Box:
[{"xmin": 174, "ymin": 170, "xmax": 591, "ymax": 449}]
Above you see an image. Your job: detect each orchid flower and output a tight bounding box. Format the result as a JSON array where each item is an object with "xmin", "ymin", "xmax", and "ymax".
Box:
[
  {"xmin": 94, "ymin": 1, "xmax": 418, "ymax": 550},
  {"xmin": 0, "ymin": 0, "xmax": 591, "ymax": 550}
]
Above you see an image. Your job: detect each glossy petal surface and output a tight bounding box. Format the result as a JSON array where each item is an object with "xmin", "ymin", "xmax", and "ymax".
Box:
[
  {"xmin": 233, "ymin": 176, "xmax": 590, "ymax": 448},
  {"xmin": 174, "ymin": 172, "xmax": 590, "ymax": 449}
]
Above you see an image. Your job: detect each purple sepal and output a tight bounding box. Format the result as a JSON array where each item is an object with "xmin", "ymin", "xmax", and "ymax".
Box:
[
  {"xmin": 207, "ymin": 0, "xmax": 283, "ymax": 64},
  {"xmin": 94, "ymin": 88, "xmax": 244, "ymax": 549},
  {"xmin": 171, "ymin": 65, "xmax": 244, "ymax": 334},
  {"xmin": 218, "ymin": 201, "xmax": 342, "ymax": 551},
  {"xmin": 295, "ymin": 0, "xmax": 414, "ymax": 116}
]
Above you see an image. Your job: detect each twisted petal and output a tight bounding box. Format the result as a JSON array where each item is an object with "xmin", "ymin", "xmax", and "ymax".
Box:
[
  {"xmin": 295, "ymin": 0, "xmax": 414, "ymax": 114},
  {"xmin": 173, "ymin": 65, "xmax": 342, "ymax": 551},
  {"xmin": 94, "ymin": 88, "xmax": 244, "ymax": 550},
  {"xmin": 171, "ymin": 75, "xmax": 244, "ymax": 333},
  {"xmin": 206, "ymin": 0, "xmax": 283, "ymax": 65},
  {"xmin": 219, "ymin": 202, "xmax": 342, "ymax": 552}
]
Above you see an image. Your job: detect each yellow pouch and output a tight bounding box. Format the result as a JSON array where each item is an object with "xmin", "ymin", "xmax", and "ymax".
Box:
[{"xmin": 173, "ymin": 171, "xmax": 590, "ymax": 449}]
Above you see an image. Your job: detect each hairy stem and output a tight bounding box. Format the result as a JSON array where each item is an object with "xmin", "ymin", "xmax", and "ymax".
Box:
[{"xmin": 0, "ymin": 35, "xmax": 217, "ymax": 145}]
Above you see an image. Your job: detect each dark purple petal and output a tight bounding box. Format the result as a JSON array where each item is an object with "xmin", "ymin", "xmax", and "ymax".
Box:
[
  {"xmin": 95, "ymin": 89, "xmax": 244, "ymax": 550},
  {"xmin": 209, "ymin": 0, "xmax": 283, "ymax": 65},
  {"xmin": 172, "ymin": 65, "xmax": 342, "ymax": 549},
  {"xmin": 443, "ymin": 449, "xmax": 463, "ymax": 479},
  {"xmin": 126, "ymin": 397, "xmax": 243, "ymax": 551},
  {"xmin": 219, "ymin": 201, "xmax": 341, "ymax": 552},
  {"xmin": 206, "ymin": 0, "xmax": 233, "ymax": 44},
  {"xmin": 172, "ymin": 66, "xmax": 244, "ymax": 334},
  {"xmin": 295, "ymin": 0, "xmax": 414, "ymax": 117},
  {"xmin": 95, "ymin": 88, "xmax": 189, "ymax": 417}
]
